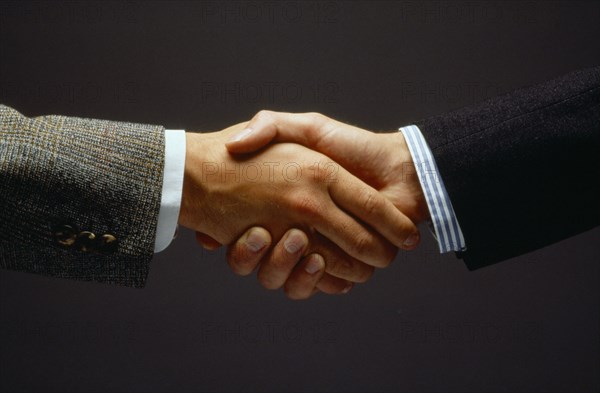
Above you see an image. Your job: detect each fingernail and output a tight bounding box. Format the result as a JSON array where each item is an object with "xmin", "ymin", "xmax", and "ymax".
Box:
[
  {"xmin": 228, "ymin": 127, "xmax": 253, "ymax": 143},
  {"xmin": 284, "ymin": 230, "xmax": 306, "ymax": 254},
  {"xmin": 342, "ymin": 282, "xmax": 353, "ymax": 294},
  {"xmin": 403, "ymin": 233, "xmax": 419, "ymax": 247},
  {"xmin": 245, "ymin": 229, "xmax": 267, "ymax": 253},
  {"xmin": 304, "ymin": 255, "xmax": 324, "ymax": 274}
]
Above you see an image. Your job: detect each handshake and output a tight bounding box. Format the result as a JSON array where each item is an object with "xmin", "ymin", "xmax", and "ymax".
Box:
[
  {"xmin": 178, "ymin": 111, "xmax": 430, "ymax": 300},
  {"xmin": 1, "ymin": 70, "xmax": 595, "ymax": 291}
]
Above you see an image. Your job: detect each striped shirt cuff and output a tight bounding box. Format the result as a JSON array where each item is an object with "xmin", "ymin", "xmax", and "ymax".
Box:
[{"xmin": 399, "ymin": 125, "xmax": 466, "ymax": 253}]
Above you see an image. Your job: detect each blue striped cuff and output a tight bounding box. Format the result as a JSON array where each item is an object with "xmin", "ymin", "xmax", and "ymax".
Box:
[{"xmin": 399, "ymin": 125, "xmax": 466, "ymax": 253}]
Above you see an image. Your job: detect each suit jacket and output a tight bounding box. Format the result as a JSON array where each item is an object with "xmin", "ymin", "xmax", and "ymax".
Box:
[
  {"xmin": 0, "ymin": 105, "xmax": 165, "ymax": 287},
  {"xmin": 416, "ymin": 66, "xmax": 600, "ymax": 269}
]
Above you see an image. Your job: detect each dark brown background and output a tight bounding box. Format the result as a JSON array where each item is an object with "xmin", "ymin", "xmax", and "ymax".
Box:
[{"xmin": 1, "ymin": 1, "xmax": 599, "ymax": 392}]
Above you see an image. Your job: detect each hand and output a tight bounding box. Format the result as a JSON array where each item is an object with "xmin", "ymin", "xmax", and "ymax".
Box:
[
  {"xmin": 226, "ymin": 111, "xmax": 430, "ymax": 224},
  {"xmin": 179, "ymin": 124, "xmax": 420, "ymax": 296},
  {"xmin": 223, "ymin": 111, "xmax": 430, "ymax": 298}
]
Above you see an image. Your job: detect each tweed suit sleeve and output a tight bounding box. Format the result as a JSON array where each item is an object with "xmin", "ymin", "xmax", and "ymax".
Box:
[
  {"xmin": 0, "ymin": 105, "xmax": 165, "ymax": 288},
  {"xmin": 414, "ymin": 67, "xmax": 600, "ymax": 269}
]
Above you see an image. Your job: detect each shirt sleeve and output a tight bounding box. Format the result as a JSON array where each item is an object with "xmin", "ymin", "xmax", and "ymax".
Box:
[
  {"xmin": 399, "ymin": 125, "xmax": 467, "ymax": 253},
  {"xmin": 154, "ymin": 129, "xmax": 186, "ymax": 253}
]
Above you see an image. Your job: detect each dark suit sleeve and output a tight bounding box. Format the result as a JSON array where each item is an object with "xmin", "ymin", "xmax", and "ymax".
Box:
[
  {"xmin": 415, "ymin": 67, "xmax": 600, "ymax": 269},
  {"xmin": 0, "ymin": 105, "xmax": 165, "ymax": 287}
]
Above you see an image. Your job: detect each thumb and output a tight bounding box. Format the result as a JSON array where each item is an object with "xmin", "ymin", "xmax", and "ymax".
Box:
[
  {"xmin": 224, "ymin": 111, "xmax": 372, "ymax": 168},
  {"xmin": 225, "ymin": 117, "xmax": 278, "ymax": 154},
  {"xmin": 225, "ymin": 110, "xmax": 332, "ymax": 154}
]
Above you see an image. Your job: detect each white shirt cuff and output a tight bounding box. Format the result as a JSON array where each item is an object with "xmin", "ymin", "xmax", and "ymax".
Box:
[
  {"xmin": 399, "ymin": 125, "xmax": 466, "ymax": 253},
  {"xmin": 154, "ymin": 129, "xmax": 186, "ymax": 253}
]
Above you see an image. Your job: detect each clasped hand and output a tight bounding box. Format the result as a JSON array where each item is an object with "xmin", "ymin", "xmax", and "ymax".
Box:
[{"xmin": 178, "ymin": 111, "xmax": 429, "ymax": 299}]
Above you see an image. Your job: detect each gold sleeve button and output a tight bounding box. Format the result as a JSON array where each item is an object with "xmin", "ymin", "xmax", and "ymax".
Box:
[
  {"xmin": 76, "ymin": 231, "xmax": 97, "ymax": 252},
  {"xmin": 98, "ymin": 233, "xmax": 119, "ymax": 254},
  {"xmin": 53, "ymin": 224, "xmax": 78, "ymax": 247}
]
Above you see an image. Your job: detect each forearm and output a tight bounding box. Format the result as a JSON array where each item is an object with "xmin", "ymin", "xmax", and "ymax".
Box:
[
  {"xmin": 416, "ymin": 66, "xmax": 600, "ymax": 268},
  {"xmin": 0, "ymin": 104, "xmax": 165, "ymax": 287}
]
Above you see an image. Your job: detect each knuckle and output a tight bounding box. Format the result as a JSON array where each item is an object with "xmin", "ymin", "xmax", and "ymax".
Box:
[
  {"xmin": 284, "ymin": 285, "xmax": 309, "ymax": 300},
  {"xmin": 379, "ymin": 249, "xmax": 395, "ymax": 268},
  {"xmin": 382, "ymin": 239, "xmax": 399, "ymax": 267},
  {"xmin": 226, "ymin": 257, "xmax": 244, "ymax": 275},
  {"xmin": 351, "ymin": 233, "xmax": 396, "ymax": 268},
  {"xmin": 356, "ymin": 265, "xmax": 375, "ymax": 283},
  {"xmin": 226, "ymin": 249, "xmax": 250, "ymax": 276},
  {"xmin": 314, "ymin": 160, "xmax": 339, "ymax": 184},
  {"xmin": 304, "ymin": 112, "xmax": 329, "ymax": 142},
  {"xmin": 326, "ymin": 258, "xmax": 352, "ymax": 278},
  {"xmin": 306, "ymin": 111, "xmax": 329, "ymax": 126},
  {"xmin": 227, "ymin": 262, "xmax": 245, "ymax": 276},
  {"xmin": 352, "ymin": 233, "xmax": 376, "ymax": 258},
  {"xmin": 273, "ymin": 249, "xmax": 301, "ymax": 270},
  {"xmin": 306, "ymin": 111, "xmax": 323, "ymax": 121},
  {"xmin": 328, "ymin": 257, "xmax": 354, "ymax": 278},
  {"xmin": 259, "ymin": 277, "xmax": 280, "ymax": 290},
  {"xmin": 360, "ymin": 190, "xmax": 381, "ymax": 217},
  {"xmin": 310, "ymin": 162, "xmax": 329, "ymax": 183},
  {"xmin": 255, "ymin": 109, "xmax": 273, "ymax": 122},
  {"xmin": 290, "ymin": 194, "xmax": 323, "ymax": 219},
  {"xmin": 257, "ymin": 270, "xmax": 282, "ymax": 290},
  {"xmin": 327, "ymin": 257, "xmax": 373, "ymax": 283}
]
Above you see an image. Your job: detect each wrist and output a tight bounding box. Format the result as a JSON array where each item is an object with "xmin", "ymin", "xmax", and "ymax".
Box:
[{"xmin": 178, "ymin": 132, "xmax": 209, "ymax": 230}]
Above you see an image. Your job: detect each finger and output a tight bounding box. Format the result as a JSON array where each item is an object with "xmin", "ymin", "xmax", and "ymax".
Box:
[
  {"xmin": 327, "ymin": 170, "xmax": 421, "ymax": 250},
  {"xmin": 283, "ymin": 254, "xmax": 326, "ymax": 300},
  {"xmin": 195, "ymin": 232, "xmax": 223, "ymax": 250},
  {"xmin": 316, "ymin": 274, "xmax": 353, "ymax": 295},
  {"xmin": 225, "ymin": 110, "xmax": 345, "ymax": 154},
  {"xmin": 257, "ymin": 228, "xmax": 308, "ymax": 290},
  {"xmin": 309, "ymin": 232, "xmax": 375, "ymax": 283},
  {"xmin": 226, "ymin": 227, "xmax": 272, "ymax": 276},
  {"xmin": 308, "ymin": 196, "xmax": 398, "ymax": 268},
  {"xmin": 225, "ymin": 111, "xmax": 281, "ymax": 153}
]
